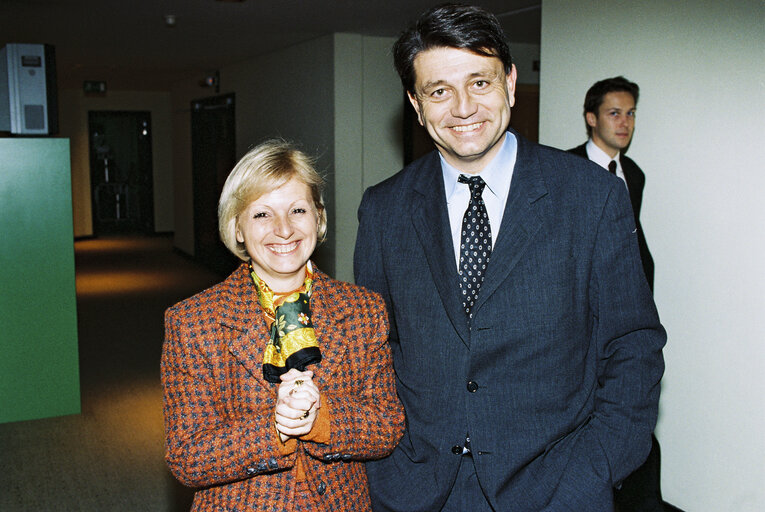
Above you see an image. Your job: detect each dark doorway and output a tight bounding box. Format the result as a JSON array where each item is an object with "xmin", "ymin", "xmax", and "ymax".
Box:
[
  {"xmin": 402, "ymin": 92, "xmax": 434, "ymax": 165},
  {"xmin": 88, "ymin": 111, "xmax": 154, "ymax": 234},
  {"xmin": 190, "ymin": 93, "xmax": 239, "ymax": 276},
  {"xmin": 510, "ymin": 84, "xmax": 539, "ymax": 143}
]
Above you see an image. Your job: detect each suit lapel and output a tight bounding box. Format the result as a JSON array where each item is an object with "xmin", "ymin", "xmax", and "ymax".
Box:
[
  {"xmin": 306, "ymin": 271, "xmax": 346, "ymax": 380},
  {"xmin": 475, "ymin": 132, "xmax": 547, "ymax": 311},
  {"xmin": 619, "ymin": 156, "xmax": 642, "ymax": 218},
  {"xmin": 410, "ymin": 153, "xmax": 471, "ymax": 345},
  {"xmin": 219, "ymin": 264, "xmax": 270, "ymax": 380},
  {"xmin": 408, "ymin": 134, "xmax": 549, "ymax": 340}
]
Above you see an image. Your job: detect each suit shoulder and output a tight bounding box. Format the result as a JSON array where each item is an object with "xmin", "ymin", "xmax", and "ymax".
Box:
[
  {"xmin": 165, "ymin": 283, "xmax": 223, "ymax": 323},
  {"xmin": 165, "ymin": 266, "xmax": 243, "ymax": 319},
  {"xmin": 364, "ymin": 151, "xmax": 438, "ymax": 197},
  {"xmin": 567, "ymin": 143, "xmax": 589, "ymax": 158},
  {"xmin": 316, "ymin": 270, "xmax": 384, "ymax": 307},
  {"xmin": 621, "ymin": 154, "xmax": 645, "ymax": 174},
  {"xmin": 537, "ymin": 142, "xmax": 605, "ymax": 179},
  {"xmin": 519, "ymin": 140, "xmax": 623, "ymax": 206}
]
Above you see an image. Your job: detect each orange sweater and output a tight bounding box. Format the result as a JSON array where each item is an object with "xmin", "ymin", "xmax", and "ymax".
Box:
[{"xmin": 277, "ymin": 405, "xmax": 332, "ymax": 480}]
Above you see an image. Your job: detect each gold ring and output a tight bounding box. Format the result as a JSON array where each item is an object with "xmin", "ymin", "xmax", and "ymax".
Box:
[
  {"xmin": 302, "ymin": 410, "xmax": 310, "ymax": 419},
  {"xmin": 290, "ymin": 380, "xmax": 304, "ymax": 396}
]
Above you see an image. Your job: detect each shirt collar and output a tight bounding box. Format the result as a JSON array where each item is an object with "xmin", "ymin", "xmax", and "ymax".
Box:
[
  {"xmin": 442, "ymin": 132, "xmax": 517, "ymax": 202},
  {"xmin": 586, "ymin": 138, "xmax": 619, "ymax": 170}
]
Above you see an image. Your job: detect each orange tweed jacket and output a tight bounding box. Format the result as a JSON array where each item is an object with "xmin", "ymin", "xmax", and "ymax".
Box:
[{"xmin": 161, "ymin": 263, "xmax": 405, "ymax": 511}]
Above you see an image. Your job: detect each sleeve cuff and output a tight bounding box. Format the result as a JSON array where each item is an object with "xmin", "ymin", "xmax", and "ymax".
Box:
[
  {"xmin": 300, "ymin": 403, "xmax": 332, "ymax": 444},
  {"xmin": 275, "ymin": 421, "xmax": 298, "ymax": 456}
]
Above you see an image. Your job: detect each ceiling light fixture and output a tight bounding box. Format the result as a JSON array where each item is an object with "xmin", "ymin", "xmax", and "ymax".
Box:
[{"xmin": 163, "ymin": 14, "xmax": 177, "ymax": 27}]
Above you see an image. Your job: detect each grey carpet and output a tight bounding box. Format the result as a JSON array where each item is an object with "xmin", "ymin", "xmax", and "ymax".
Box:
[{"xmin": 0, "ymin": 235, "xmax": 222, "ymax": 511}]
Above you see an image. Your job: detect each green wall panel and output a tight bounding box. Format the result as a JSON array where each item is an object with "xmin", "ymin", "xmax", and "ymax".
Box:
[{"xmin": 0, "ymin": 138, "xmax": 81, "ymax": 423}]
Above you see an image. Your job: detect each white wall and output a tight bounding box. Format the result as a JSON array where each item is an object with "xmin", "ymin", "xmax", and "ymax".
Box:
[
  {"xmin": 168, "ymin": 79, "xmax": 200, "ymax": 255},
  {"xmin": 335, "ymin": 34, "xmax": 403, "ymax": 283},
  {"xmin": 334, "ymin": 34, "xmax": 365, "ymax": 282},
  {"xmin": 224, "ymin": 35, "xmax": 338, "ymax": 273},
  {"xmin": 540, "ymin": 1, "xmax": 765, "ymax": 510},
  {"xmin": 169, "ymin": 34, "xmax": 402, "ymax": 279},
  {"xmin": 170, "ymin": 35, "xmax": 336, "ymax": 262}
]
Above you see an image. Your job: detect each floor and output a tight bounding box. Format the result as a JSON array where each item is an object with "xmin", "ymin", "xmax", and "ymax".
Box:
[
  {"xmin": 0, "ymin": 234, "xmax": 685, "ymax": 511},
  {"xmin": 0, "ymin": 235, "xmax": 222, "ymax": 511}
]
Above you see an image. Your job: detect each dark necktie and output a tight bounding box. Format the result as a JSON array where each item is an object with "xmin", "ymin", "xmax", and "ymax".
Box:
[
  {"xmin": 457, "ymin": 174, "xmax": 492, "ymax": 317},
  {"xmin": 608, "ymin": 160, "xmax": 617, "ymax": 174}
]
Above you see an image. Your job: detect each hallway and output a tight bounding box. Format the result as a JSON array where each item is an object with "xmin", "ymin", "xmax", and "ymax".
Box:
[{"xmin": 0, "ymin": 235, "xmax": 222, "ymax": 510}]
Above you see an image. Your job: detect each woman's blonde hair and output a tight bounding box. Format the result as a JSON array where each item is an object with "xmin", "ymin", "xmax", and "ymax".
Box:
[{"xmin": 218, "ymin": 139, "xmax": 326, "ymax": 261}]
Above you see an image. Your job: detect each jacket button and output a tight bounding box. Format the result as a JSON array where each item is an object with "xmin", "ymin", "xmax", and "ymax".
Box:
[
  {"xmin": 341, "ymin": 454, "xmax": 352, "ymax": 461},
  {"xmin": 317, "ymin": 481, "xmax": 327, "ymax": 495},
  {"xmin": 467, "ymin": 381, "xmax": 479, "ymax": 392},
  {"xmin": 245, "ymin": 467, "xmax": 257, "ymax": 476},
  {"xmin": 451, "ymin": 445, "xmax": 463, "ymax": 455}
]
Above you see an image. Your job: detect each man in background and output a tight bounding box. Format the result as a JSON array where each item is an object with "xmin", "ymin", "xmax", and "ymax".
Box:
[
  {"xmin": 569, "ymin": 76, "xmax": 654, "ymax": 290},
  {"xmin": 570, "ymin": 77, "xmax": 666, "ymax": 512}
]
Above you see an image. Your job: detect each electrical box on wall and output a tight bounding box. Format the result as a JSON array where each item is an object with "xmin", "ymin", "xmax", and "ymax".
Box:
[{"xmin": 0, "ymin": 43, "xmax": 58, "ymax": 135}]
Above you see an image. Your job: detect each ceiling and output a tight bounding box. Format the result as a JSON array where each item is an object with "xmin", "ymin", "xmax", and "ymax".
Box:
[{"xmin": 0, "ymin": 0, "xmax": 540, "ymax": 91}]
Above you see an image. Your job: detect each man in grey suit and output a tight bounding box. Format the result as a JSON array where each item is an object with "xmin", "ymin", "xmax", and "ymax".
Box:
[{"xmin": 354, "ymin": 4, "xmax": 665, "ymax": 511}]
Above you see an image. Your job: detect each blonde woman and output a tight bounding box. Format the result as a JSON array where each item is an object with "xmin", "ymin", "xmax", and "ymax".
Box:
[{"xmin": 162, "ymin": 140, "xmax": 404, "ymax": 511}]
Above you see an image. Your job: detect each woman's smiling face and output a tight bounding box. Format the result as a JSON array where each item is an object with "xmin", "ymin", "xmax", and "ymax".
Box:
[{"xmin": 236, "ymin": 177, "xmax": 319, "ymax": 292}]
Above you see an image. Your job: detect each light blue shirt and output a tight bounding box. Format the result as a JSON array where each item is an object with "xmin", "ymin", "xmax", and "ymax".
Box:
[{"xmin": 441, "ymin": 132, "xmax": 517, "ymax": 265}]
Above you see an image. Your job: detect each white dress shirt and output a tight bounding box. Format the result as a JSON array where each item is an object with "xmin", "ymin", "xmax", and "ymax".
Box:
[
  {"xmin": 585, "ymin": 139, "xmax": 629, "ymax": 190},
  {"xmin": 441, "ymin": 132, "xmax": 517, "ymax": 266}
]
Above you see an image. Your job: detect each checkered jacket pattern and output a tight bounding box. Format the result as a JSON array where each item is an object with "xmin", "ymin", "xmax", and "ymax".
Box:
[{"xmin": 162, "ymin": 263, "xmax": 405, "ymax": 511}]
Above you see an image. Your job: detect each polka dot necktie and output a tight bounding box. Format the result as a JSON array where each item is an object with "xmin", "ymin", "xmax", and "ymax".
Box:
[{"xmin": 457, "ymin": 174, "xmax": 492, "ymax": 317}]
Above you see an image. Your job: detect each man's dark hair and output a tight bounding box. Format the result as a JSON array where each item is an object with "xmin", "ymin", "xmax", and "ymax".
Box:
[
  {"xmin": 583, "ymin": 76, "xmax": 640, "ymax": 137},
  {"xmin": 393, "ymin": 3, "xmax": 512, "ymax": 94}
]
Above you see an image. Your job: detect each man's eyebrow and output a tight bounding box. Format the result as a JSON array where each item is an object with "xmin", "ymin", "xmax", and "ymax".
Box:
[
  {"xmin": 419, "ymin": 70, "xmax": 499, "ymax": 91},
  {"xmin": 420, "ymin": 79, "xmax": 448, "ymax": 91}
]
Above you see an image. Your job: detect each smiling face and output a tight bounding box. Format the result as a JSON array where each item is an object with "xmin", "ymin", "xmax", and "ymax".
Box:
[
  {"xmin": 408, "ymin": 47, "xmax": 516, "ymax": 174},
  {"xmin": 586, "ymin": 91, "xmax": 636, "ymax": 158},
  {"xmin": 235, "ymin": 177, "xmax": 319, "ymax": 292}
]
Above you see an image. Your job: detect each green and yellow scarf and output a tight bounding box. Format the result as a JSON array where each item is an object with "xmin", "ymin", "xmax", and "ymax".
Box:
[{"xmin": 250, "ymin": 262, "xmax": 322, "ymax": 383}]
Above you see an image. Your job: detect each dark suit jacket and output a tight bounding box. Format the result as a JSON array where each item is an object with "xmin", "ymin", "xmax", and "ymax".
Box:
[
  {"xmin": 162, "ymin": 263, "xmax": 405, "ymax": 511},
  {"xmin": 354, "ymin": 130, "xmax": 665, "ymax": 511},
  {"xmin": 569, "ymin": 143, "xmax": 655, "ymax": 289}
]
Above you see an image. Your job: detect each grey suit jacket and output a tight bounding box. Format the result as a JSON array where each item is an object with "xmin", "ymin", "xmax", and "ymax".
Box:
[{"xmin": 354, "ymin": 130, "xmax": 665, "ymax": 511}]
